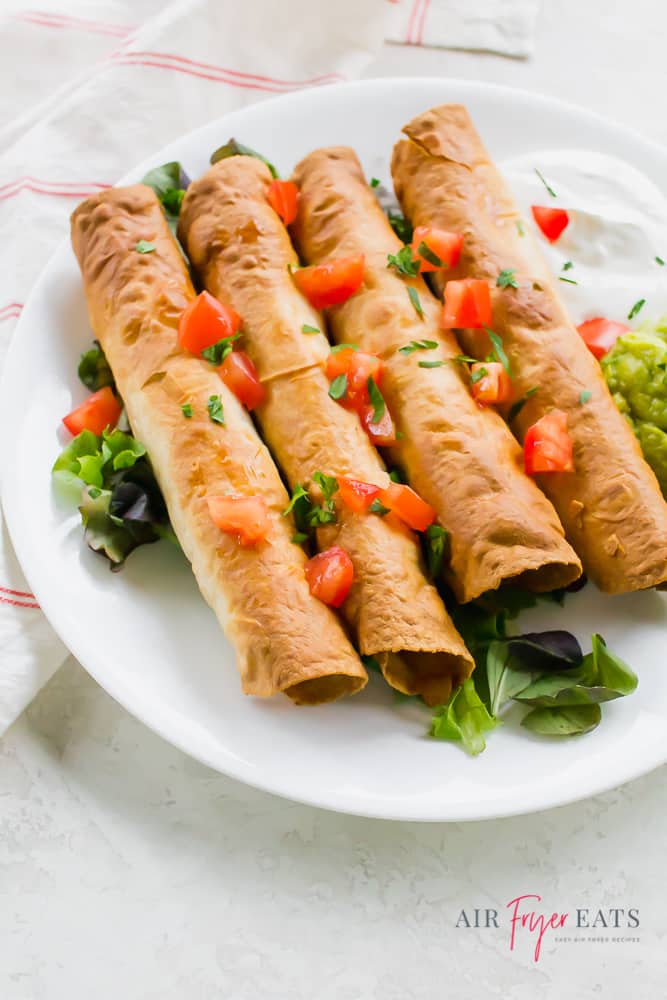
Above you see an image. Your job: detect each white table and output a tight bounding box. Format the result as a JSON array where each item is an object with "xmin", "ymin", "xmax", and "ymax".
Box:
[{"xmin": 1, "ymin": 2, "xmax": 664, "ymax": 995}]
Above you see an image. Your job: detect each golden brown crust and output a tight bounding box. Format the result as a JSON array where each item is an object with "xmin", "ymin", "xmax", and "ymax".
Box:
[
  {"xmin": 178, "ymin": 157, "xmax": 473, "ymax": 699},
  {"xmin": 290, "ymin": 146, "xmax": 581, "ymax": 603},
  {"xmin": 392, "ymin": 104, "xmax": 667, "ymax": 593},
  {"xmin": 70, "ymin": 184, "xmax": 367, "ymax": 704}
]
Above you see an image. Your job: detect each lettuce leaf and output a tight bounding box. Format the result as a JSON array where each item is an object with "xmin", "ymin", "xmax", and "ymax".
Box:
[{"xmin": 430, "ymin": 679, "xmax": 498, "ymax": 756}]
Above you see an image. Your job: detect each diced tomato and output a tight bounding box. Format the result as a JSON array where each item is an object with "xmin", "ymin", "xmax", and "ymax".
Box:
[
  {"xmin": 267, "ymin": 179, "xmax": 299, "ymax": 226},
  {"xmin": 470, "ymin": 361, "xmax": 512, "ymax": 406},
  {"xmin": 411, "ymin": 225, "xmax": 463, "ymax": 272},
  {"xmin": 62, "ymin": 386, "xmax": 121, "ymax": 437},
  {"xmin": 441, "ymin": 278, "xmax": 492, "ymax": 329},
  {"xmin": 207, "ymin": 494, "xmax": 272, "ymax": 546},
  {"xmin": 359, "ymin": 404, "xmax": 397, "ymax": 446},
  {"xmin": 293, "ymin": 254, "xmax": 365, "ymax": 310},
  {"xmin": 576, "ymin": 317, "xmax": 629, "ymax": 360},
  {"xmin": 531, "ymin": 205, "xmax": 569, "ymax": 243},
  {"xmin": 304, "ymin": 545, "xmax": 354, "ymax": 608},
  {"xmin": 218, "ymin": 350, "xmax": 265, "ymax": 410},
  {"xmin": 378, "ymin": 482, "xmax": 436, "ymax": 532},
  {"xmin": 326, "ymin": 348, "xmax": 382, "ymax": 409},
  {"xmin": 336, "ymin": 476, "xmax": 381, "ymax": 513},
  {"xmin": 178, "ymin": 291, "xmax": 241, "ymax": 356},
  {"xmin": 524, "ymin": 410, "xmax": 574, "ymax": 474}
]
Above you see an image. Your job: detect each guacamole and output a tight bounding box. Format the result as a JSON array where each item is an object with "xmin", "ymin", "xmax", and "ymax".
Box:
[{"xmin": 602, "ymin": 317, "xmax": 667, "ymax": 495}]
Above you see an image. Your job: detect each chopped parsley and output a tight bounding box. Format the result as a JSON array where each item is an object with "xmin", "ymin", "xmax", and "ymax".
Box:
[
  {"xmin": 507, "ymin": 386, "xmax": 538, "ymax": 421},
  {"xmin": 470, "ymin": 366, "xmax": 489, "ymax": 384},
  {"xmin": 282, "ymin": 483, "xmax": 309, "ymax": 516},
  {"xmin": 559, "ymin": 276, "xmax": 578, "ymax": 285},
  {"xmin": 370, "ymin": 177, "xmax": 380, "ymax": 188},
  {"xmin": 417, "ymin": 241, "xmax": 442, "ymax": 268},
  {"xmin": 579, "ymin": 390, "xmax": 592, "ymax": 404},
  {"xmin": 418, "ymin": 360, "xmax": 445, "ymax": 369},
  {"xmin": 301, "ymin": 323, "xmax": 320, "ymax": 334},
  {"xmin": 291, "ymin": 532, "xmax": 308, "ymax": 544},
  {"xmin": 497, "ymin": 268, "xmax": 519, "ymax": 289},
  {"xmin": 366, "ymin": 377, "xmax": 386, "ymax": 423},
  {"xmin": 562, "ymin": 261, "xmax": 574, "ymax": 271},
  {"xmin": 309, "ymin": 472, "xmax": 339, "ymax": 526},
  {"xmin": 424, "ymin": 524, "xmax": 449, "ymax": 578},
  {"xmin": 656, "ymin": 255, "xmax": 665, "ymax": 266},
  {"xmin": 407, "ymin": 286, "xmax": 424, "ymax": 319},
  {"xmin": 398, "ymin": 339, "xmax": 438, "ymax": 355},
  {"xmin": 328, "ymin": 373, "xmax": 348, "ymax": 401},
  {"xmin": 201, "ymin": 332, "xmax": 242, "ymax": 365},
  {"xmin": 369, "ymin": 498, "xmax": 391, "ymax": 516},
  {"xmin": 181, "ymin": 403, "xmax": 193, "ymax": 419},
  {"xmin": 628, "ymin": 298, "xmax": 646, "ymax": 321},
  {"xmin": 330, "ymin": 342, "xmax": 359, "ymax": 354},
  {"xmin": 387, "ymin": 245, "xmax": 420, "ymax": 277},
  {"xmin": 207, "ymin": 395, "xmax": 225, "ymax": 425},
  {"xmin": 486, "ymin": 329, "xmax": 511, "ymax": 375},
  {"xmin": 135, "ymin": 240, "xmax": 156, "ymax": 254},
  {"xmin": 388, "ymin": 468, "xmax": 404, "ymax": 483},
  {"xmin": 534, "ymin": 167, "xmax": 557, "ymax": 198}
]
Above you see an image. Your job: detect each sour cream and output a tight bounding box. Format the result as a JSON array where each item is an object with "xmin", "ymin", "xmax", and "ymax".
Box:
[{"xmin": 500, "ymin": 151, "xmax": 667, "ymax": 327}]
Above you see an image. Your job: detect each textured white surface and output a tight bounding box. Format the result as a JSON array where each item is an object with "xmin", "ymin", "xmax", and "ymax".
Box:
[{"xmin": 1, "ymin": 0, "xmax": 666, "ymax": 995}]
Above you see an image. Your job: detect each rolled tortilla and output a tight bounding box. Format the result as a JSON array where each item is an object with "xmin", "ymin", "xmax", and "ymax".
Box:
[
  {"xmin": 178, "ymin": 156, "xmax": 473, "ymax": 703},
  {"xmin": 392, "ymin": 104, "xmax": 667, "ymax": 593},
  {"xmin": 70, "ymin": 185, "xmax": 367, "ymax": 704},
  {"xmin": 291, "ymin": 147, "xmax": 581, "ymax": 603}
]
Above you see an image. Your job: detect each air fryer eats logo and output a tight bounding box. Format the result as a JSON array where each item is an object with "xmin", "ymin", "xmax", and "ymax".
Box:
[{"xmin": 455, "ymin": 895, "xmax": 640, "ymax": 962}]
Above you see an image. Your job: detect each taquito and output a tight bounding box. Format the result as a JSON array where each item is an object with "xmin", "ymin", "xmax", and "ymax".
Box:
[
  {"xmin": 70, "ymin": 185, "xmax": 367, "ymax": 704},
  {"xmin": 391, "ymin": 104, "xmax": 667, "ymax": 593},
  {"xmin": 291, "ymin": 147, "xmax": 581, "ymax": 603},
  {"xmin": 178, "ymin": 156, "xmax": 473, "ymax": 703}
]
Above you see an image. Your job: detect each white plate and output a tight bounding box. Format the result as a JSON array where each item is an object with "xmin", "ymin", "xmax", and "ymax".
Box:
[{"xmin": 2, "ymin": 79, "xmax": 666, "ymax": 822}]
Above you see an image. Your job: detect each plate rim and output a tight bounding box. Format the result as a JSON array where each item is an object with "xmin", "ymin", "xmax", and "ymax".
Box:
[{"xmin": 2, "ymin": 76, "xmax": 666, "ymax": 822}]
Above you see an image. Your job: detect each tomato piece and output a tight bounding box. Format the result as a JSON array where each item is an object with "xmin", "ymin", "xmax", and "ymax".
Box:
[
  {"xmin": 441, "ymin": 279, "xmax": 492, "ymax": 329},
  {"xmin": 304, "ymin": 545, "xmax": 354, "ymax": 608},
  {"xmin": 326, "ymin": 348, "xmax": 382, "ymax": 409},
  {"xmin": 218, "ymin": 350, "xmax": 265, "ymax": 410},
  {"xmin": 378, "ymin": 482, "xmax": 436, "ymax": 532},
  {"xmin": 62, "ymin": 386, "xmax": 121, "ymax": 437},
  {"xmin": 267, "ymin": 179, "xmax": 299, "ymax": 226},
  {"xmin": 576, "ymin": 317, "xmax": 629, "ymax": 360},
  {"xmin": 470, "ymin": 361, "xmax": 512, "ymax": 406},
  {"xmin": 411, "ymin": 225, "xmax": 463, "ymax": 272},
  {"xmin": 531, "ymin": 205, "xmax": 569, "ymax": 243},
  {"xmin": 359, "ymin": 404, "xmax": 397, "ymax": 446},
  {"xmin": 524, "ymin": 410, "xmax": 574, "ymax": 474},
  {"xmin": 293, "ymin": 254, "xmax": 365, "ymax": 310},
  {"xmin": 207, "ymin": 494, "xmax": 272, "ymax": 546},
  {"xmin": 336, "ymin": 477, "xmax": 381, "ymax": 513},
  {"xmin": 178, "ymin": 291, "xmax": 241, "ymax": 355}
]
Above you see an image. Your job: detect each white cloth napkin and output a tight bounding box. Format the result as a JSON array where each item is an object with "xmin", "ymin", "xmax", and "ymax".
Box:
[{"xmin": 0, "ymin": 0, "xmax": 540, "ymax": 735}]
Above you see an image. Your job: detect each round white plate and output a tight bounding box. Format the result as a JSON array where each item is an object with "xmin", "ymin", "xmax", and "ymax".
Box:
[{"xmin": 2, "ymin": 79, "xmax": 666, "ymax": 821}]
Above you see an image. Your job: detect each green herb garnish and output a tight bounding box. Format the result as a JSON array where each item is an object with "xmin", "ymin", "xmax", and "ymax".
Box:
[
  {"xmin": 78, "ymin": 341, "xmax": 114, "ymax": 393},
  {"xmin": 470, "ymin": 366, "xmax": 489, "ymax": 384},
  {"xmin": 559, "ymin": 276, "xmax": 578, "ymax": 285},
  {"xmin": 656, "ymin": 255, "xmax": 665, "ymax": 266},
  {"xmin": 497, "ymin": 269, "xmax": 519, "ymax": 289},
  {"xmin": 328, "ymin": 374, "xmax": 348, "ymax": 401},
  {"xmin": 388, "ymin": 211, "xmax": 413, "ymax": 243},
  {"xmin": 507, "ymin": 386, "xmax": 538, "ymax": 421},
  {"xmin": 516, "ymin": 219, "xmax": 525, "ymax": 237},
  {"xmin": 181, "ymin": 403, "xmax": 193, "ymax": 418},
  {"xmin": 452, "ymin": 354, "xmax": 478, "ymax": 365},
  {"xmin": 387, "ymin": 245, "xmax": 420, "ymax": 277},
  {"xmin": 370, "ymin": 177, "xmax": 380, "ymax": 188},
  {"xmin": 135, "ymin": 240, "xmax": 156, "ymax": 254},
  {"xmin": 486, "ymin": 329, "xmax": 511, "ymax": 374},
  {"xmin": 417, "ymin": 241, "xmax": 442, "ymax": 268},
  {"xmin": 330, "ymin": 342, "xmax": 359, "ymax": 354},
  {"xmin": 535, "ymin": 167, "xmax": 557, "ymax": 198},
  {"xmin": 562, "ymin": 261, "xmax": 574, "ymax": 271},
  {"xmin": 366, "ymin": 376, "xmax": 386, "ymax": 423},
  {"xmin": 579, "ymin": 390, "xmax": 592, "ymax": 404},
  {"xmin": 398, "ymin": 339, "xmax": 438, "ymax": 355},
  {"xmin": 201, "ymin": 332, "xmax": 242, "ymax": 365},
  {"xmin": 291, "ymin": 532, "xmax": 308, "ymax": 544},
  {"xmin": 369, "ymin": 498, "xmax": 391, "ymax": 516},
  {"xmin": 210, "ymin": 138, "xmax": 278, "ymax": 177},
  {"xmin": 424, "ymin": 524, "xmax": 449, "ymax": 579},
  {"xmin": 282, "ymin": 484, "xmax": 309, "ymax": 516},
  {"xmin": 207, "ymin": 395, "xmax": 225, "ymax": 425},
  {"xmin": 628, "ymin": 298, "xmax": 646, "ymax": 320},
  {"xmin": 418, "ymin": 360, "xmax": 445, "ymax": 369},
  {"xmin": 407, "ymin": 286, "xmax": 424, "ymax": 319},
  {"xmin": 301, "ymin": 324, "xmax": 320, "ymax": 334}
]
